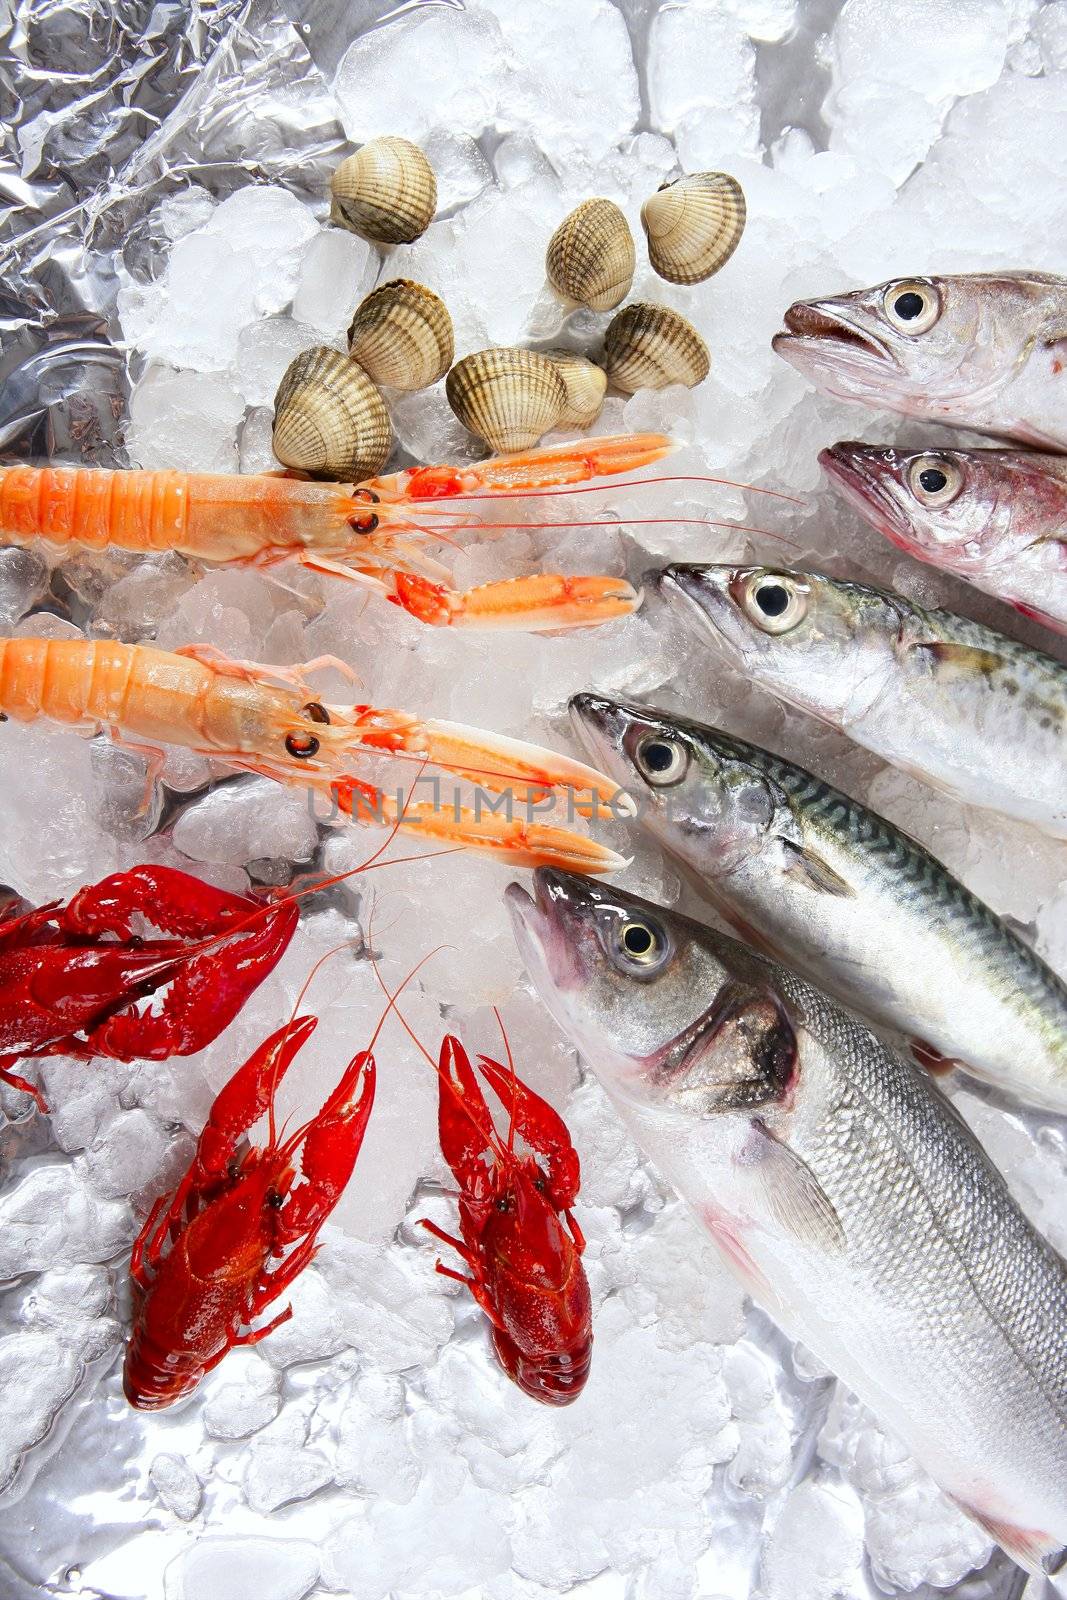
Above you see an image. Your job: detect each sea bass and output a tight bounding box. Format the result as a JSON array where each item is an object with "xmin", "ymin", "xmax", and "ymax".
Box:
[
  {"xmin": 570, "ymin": 694, "xmax": 1067, "ymax": 1111},
  {"xmin": 507, "ymin": 868, "xmax": 1067, "ymax": 1578},
  {"xmin": 773, "ymin": 273, "xmax": 1067, "ymax": 450},
  {"xmin": 822, "ymin": 441, "xmax": 1067, "ymax": 635},
  {"xmin": 657, "ymin": 562, "xmax": 1067, "ymax": 839}
]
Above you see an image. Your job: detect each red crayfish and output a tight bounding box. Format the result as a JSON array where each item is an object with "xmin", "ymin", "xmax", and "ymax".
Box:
[
  {"xmin": 0, "ymin": 866, "xmax": 298, "ymax": 1109},
  {"xmin": 124, "ymin": 1007, "xmax": 375, "ymax": 1408},
  {"xmin": 420, "ymin": 1031, "xmax": 592, "ymax": 1405}
]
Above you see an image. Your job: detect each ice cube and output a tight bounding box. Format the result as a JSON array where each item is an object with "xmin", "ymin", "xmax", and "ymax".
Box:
[
  {"xmin": 421, "ymin": 129, "xmax": 494, "ymax": 214},
  {"xmin": 125, "ymin": 365, "xmax": 245, "ymax": 474},
  {"xmin": 0, "ymin": 1163, "xmax": 131, "ymax": 1274},
  {"xmin": 232, "ymin": 316, "xmax": 328, "ymax": 407},
  {"xmin": 160, "ymin": 185, "xmax": 218, "ymax": 241},
  {"xmin": 648, "ymin": 0, "xmax": 761, "ymax": 163},
  {"xmin": 244, "ymin": 1440, "xmax": 333, "ymax": 1514},
  {"xmin": 292, "ymin": 228, "xmax": 378, "ymax": 341},
  {"xmin": 149, "ymin": 1452, "xmax": 203, "ymax": 1520},
  {"xmin": 168, "ymin": 1537, "xmax": 320, "ymax": 1600},
  {"xmin": 759, "ymin": 1477, "xmax": 866, "ymax": 1600},
  {"xmin": 332, "ymin": 7, "xmax": 510, "ymax": 147},
  {"xmin": 172, "ymin": 775, "xmax": 319, "ymax": 867},
  {"xmin": 0, "ymin": 547, "xmax": 49, "ymax": 625}
]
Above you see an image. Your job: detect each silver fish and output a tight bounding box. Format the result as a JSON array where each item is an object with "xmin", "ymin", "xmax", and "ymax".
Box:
[
  {"xmin": 822, "ymin": 441, "xmax": 1067, "ymax": 636},
  {"xmin": 658, "ymin": 561, "xmax": 1067, "ymax": 839},
  {"xmin": 570, "ymin": 694, "xmax": 1067, "ymax": 1111},
  {"xmin": 507, "ymin": 867, "xmax": 1067, "ymax": 1579},
  {"xmin": 773, "ymin": 273, "xmax": 1067, "ymax": 450}
]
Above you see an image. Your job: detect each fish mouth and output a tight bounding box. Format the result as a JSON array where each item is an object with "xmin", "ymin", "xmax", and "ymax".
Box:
[
  {"xmin": 819, "ymin": 443, "xmax": 920, "ymax": 551},
  {"xmin": 656, "ymin": 563, "xmax": 736, "ymax": 648},
  {"xmin": 773, "ymin": 300, "xmax": 896, "ymax": 375},
  {"xmin": 505, "ymin": 869, "xmax": 592, "ymax": 999},
  {"xmin": 569, "ymin": 693, "xmax": 641, "ymax": 790}
]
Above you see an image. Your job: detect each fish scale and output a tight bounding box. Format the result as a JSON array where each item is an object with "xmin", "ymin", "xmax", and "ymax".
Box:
[
  {"xmin": 508, "ymin": 869, "xmax": 1067, "ymax": 1575},
  {"xmin": 569, "ymin": 695, "xmax": 1067, "ymax": 1111}
]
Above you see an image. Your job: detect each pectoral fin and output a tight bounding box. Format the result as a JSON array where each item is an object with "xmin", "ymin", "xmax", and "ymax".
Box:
[
  {"xmin": 954, "ymin": 1502, "xmax": 1065, "ymax": 1578},
  {"xmin": 744, "ymin": 1120, "xmax": 846, "ymax": 1253},
  {"xmin": 780, "ymin": 840, "xmax": 855, "ymax": 898},
  {"xmin": 908, "ymin": 641, "xmax": 1005, "ymax": 683}
]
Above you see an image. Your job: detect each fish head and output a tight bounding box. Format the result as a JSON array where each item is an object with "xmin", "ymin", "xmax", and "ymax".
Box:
[
  {"xmin": 569, "ymin": 693, "xmax": 776, "ymax": 878},
  {"xmin": 773, "ymin": 274, "xmax": 1054, "ymax": 416},
  {"xmin": 506, "ymin": 869, "xmax": 796, "ymax": 1120},
  {"xmin": 822, "ymin": 441, "xmax": 1060, "ymax": 566},
  {"xmin": 820, "ymin": 441, "xmax": 996, "ymax": 558},
  {"xmin": 656, "ymin": 562, "xmax": 898, "ymax": 726}
]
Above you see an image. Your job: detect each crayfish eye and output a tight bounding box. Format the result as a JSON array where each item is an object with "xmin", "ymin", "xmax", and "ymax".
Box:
[
  {"xmin": 303, "ymin": 701, "xmax": 330, "ymax": 724},
  {"xmin": 266, "ymin": 1189, "xmax": 284, "ymax": 1210},
  {"xmin": 534, "ymin": 1175, "xmax": 547, "ymax": 1194},
  {"xmin": 285, "ymin": 732, "xmax": 320, "ymax": 760},
  {"xmin": 496, "ymin": 1194, "xmax": 513, "ymax": 1214}
]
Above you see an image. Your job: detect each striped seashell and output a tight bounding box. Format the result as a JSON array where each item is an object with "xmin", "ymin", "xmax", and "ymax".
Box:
[
  {"xmin": 347, "ymin": 279, "xmax": 454, "ymax": 391},
  {"xmin": 446, "ymin": 348, "xmax": 567, "ymax": 454},
  {"xmin": 330, "ymin": 136, "xmax": 436, "ymax": 245},
  {"xmin": 641, "ymin": 171, "xmax": 746, "ymax": 286},
  {"xmin": 604, "ymin": 303, "xmax": 710, "ymax": 392},
  {"xmin": 545, "ymin": 199, "xmax": 635, "ymax": 312},
  {"xmin": 545, "ymin": 350, "xmax": 608, "ymax": 427},
  {"xmin": 272, "ymin": 347, "xmax": 391, "ymax": 480}
]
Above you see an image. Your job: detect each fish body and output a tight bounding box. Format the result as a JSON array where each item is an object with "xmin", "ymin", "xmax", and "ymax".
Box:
[
  {"xmin": 658, "ymin": 562, "xmax": 1067, "ymax": 839},
  {"xmin": 507, "ymin": 868, "xmax": 1067, "ymax": 1578},
  {"xmin": 773, "ymin": 273, "xmax": 1067, "ymax": 450},
  {"xmin": 570, "ymin": 695, "xmax": 1067, "ymax": 1111},
  {"xmin": 821, "ymin": 442, "xmax": 1067, "ymax": 635}
]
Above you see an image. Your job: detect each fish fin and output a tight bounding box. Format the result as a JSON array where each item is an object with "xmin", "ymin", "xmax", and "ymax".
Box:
[
  {"xmin": 746, "ymin": 1120, "xmax": 846, "ymax": 1253},
  {"xmin": 780, "ymin": 840, "xmax": 855, "ymax": 898},
  {"xmin": 907, "ymin": 641, "xmax": 1004, "ymax": 681},
  {"xmin": 909, "ymin": 1037, "xmax": 962, "ymax": 1078},
  {"xmin": 955, "ymin": 1503, "xmax": 1065, "ymax": 1577},
  {"xmin": 1001, "ymin": 913, "xmax": 1037, "ymax": 947}
]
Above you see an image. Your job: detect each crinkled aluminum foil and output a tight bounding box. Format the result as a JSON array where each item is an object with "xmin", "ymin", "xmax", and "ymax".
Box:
[{"xmin": 0, "ymin": 0, "xmax": 348, "ymax": 462}]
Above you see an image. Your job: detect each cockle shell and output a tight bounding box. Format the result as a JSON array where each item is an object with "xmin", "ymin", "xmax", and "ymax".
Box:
[
  {"xmin": 446, "ymin": 348, "xmax": 567, "ymax": 454},
  {"xmin": 604, "ymin": 303, "xmax": 710, "ymax": 392},
  {"xmin": 545, "ymin": 350, "xmax": 608, "ymax": 427},
  {"xmin": 272, "ymin": 347, "xmax": 391, "ymax": 480},
  {"xmin": 545, "ymin": 199, "xmax": 635, "ymax": 312},
  {"xmin": 347, "ymin": 279, "xmax": 454, "ymax": 391},
  {"xmin": 330, "ymin": 136, "xmax": 437, "ymax": 244},
  {"xmin": 641, "ymin": 171, "xmax": 746, "ymax": 286}
]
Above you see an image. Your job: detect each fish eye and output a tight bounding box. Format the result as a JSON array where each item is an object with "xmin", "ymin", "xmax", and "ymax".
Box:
[
  {"xmin": 906, "ymin": 454, "xmax": 963, "ymax": 508},
  {"xmin": 635, "ymin": 734, "xmax": 689, "ymax": 787},
  {"xmin": 285, "ymin": 731, "xmax": 320, "ymax": 759},
  {"xmin": 613, "ymin": 918, "xmax": 669, "ymax": 972},
  {"xmin": 741, "ymin": 572, "xmax": 808, "ymax": 635},
  {"xmin": 882, "ymin": 279, "xmax": 941, "ymax": 335}
]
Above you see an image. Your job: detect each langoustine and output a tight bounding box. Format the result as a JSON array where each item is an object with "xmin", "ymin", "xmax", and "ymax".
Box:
[
  {"xmin": 0, "ymin": 434, "xmax": 672, "ymax": 631},
  {"xmin": 0, "ymin": 634, "xmax": 628, "ymax": 871},
  {"xmin": 509, "ymin": 868, "xmax": 1067, "ymax": 1578}
]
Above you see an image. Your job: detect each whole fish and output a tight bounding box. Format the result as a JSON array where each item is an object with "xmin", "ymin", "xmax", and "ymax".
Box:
[
  {"xmin": 570, "ymin": 694, "xmax": 1067, "ymax": 1111},
  {"xmin": 772, "ymin": 273, "xmax": 1067, "ymax": 450},
  {"xmin": 507, "ymin": 867, "xmax": 1067, "ymax": 1579},
  {"xmin": 821, "ymin": 441, "xmax": 1067, "ymax": 636},
  {"xmin": 657, "ymin": 561, "xmax": 1067, "ymax": 839}
]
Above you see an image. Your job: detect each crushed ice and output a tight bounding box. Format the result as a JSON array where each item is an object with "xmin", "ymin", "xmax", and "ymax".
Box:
[{"xmin": 2, "ymin": 2, "xmax": 1066, "ymax": 1598}]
